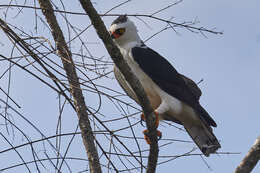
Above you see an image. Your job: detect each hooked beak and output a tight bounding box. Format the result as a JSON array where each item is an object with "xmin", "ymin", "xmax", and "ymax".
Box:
[{"xmin": 110, "ymin": 31, "xmax": 120, "ymax": 39}]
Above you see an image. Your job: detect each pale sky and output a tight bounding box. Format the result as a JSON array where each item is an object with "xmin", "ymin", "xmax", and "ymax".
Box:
[{"xmin": 0, "ymin": 0, "xmax": 260, "ymax": 172}]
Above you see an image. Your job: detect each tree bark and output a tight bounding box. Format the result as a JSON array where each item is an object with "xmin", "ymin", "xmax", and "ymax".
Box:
[
  {"xmin": 235, "ymin": 136, "xmax": 260, "ymax": 173},
  {"xmin": 78, "ymin": 0, "xmax": 159, "ymax": 172},
  {"xmin": 37, "ymin": 0, "xmax": 102, "ymax": 172}
]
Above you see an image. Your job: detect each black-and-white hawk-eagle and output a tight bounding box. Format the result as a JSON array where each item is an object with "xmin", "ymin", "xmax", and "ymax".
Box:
[{"xmin": 109, "ymin": 15, "xmax": 221, "ymax": 156}]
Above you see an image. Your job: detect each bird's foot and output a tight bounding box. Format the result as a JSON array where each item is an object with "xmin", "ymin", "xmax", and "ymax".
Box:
[
  {"xmin": 143, "ymin": 129, "xmax": 162, "ymax": 144},
  {"xmin": 140, "ymin": 111, "xmax": 159, "ymax": 127},
  {"xmin": 140, "ymin": 111, "xmax": 161, "ymax": 144}
]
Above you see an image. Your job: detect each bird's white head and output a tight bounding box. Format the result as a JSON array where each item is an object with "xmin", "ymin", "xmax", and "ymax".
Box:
[{"xmin": 109, "ymin": 15, "xmax": 141, "ymax": 48}]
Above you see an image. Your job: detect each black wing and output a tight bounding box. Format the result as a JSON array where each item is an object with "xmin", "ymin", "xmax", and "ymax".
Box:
[{"xmin": 131, "ymin": 46, "xmax": 217, "ymax": 127}]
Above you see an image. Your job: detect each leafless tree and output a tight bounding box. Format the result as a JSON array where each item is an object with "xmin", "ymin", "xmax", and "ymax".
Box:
[{"xmin": 1, "ymin": 1, "xmax": 252, "ymax": 173}]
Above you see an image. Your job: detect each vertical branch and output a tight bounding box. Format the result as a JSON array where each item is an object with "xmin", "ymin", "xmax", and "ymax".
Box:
[
  {"xmin": 235, "ymin": 136, "xmax": 260, "ymax": 173},
  {"xmin": 78, "ymin": 0, "xmax": 159, "ymax": 172},
  {"xmin": 37, "ymin": 0, "xmax": 102, "ymax": 172}
]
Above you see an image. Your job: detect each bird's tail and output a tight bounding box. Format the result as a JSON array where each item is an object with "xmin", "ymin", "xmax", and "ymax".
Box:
[{"xmin": 184, "ymin": 123, "xmax": 221, "ymax": 156}]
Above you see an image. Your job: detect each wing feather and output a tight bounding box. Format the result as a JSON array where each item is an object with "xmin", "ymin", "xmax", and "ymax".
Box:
[{"xmin": 131, "ymin": 46, "xmax": 217, "ymax": 127}]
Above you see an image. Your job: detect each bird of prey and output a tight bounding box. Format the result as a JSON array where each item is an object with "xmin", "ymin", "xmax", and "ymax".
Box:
[{"xmin": 109, "ymin": 15, "xmax": 221, "ymax": 156}]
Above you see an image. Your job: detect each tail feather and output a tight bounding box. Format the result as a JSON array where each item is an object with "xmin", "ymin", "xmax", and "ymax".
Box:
[
  {"xmin": 184, "ymin": 124, "xmax": 221, "ymax": 156},
  {"xmin": 196, "ymin": 104, "xmax": 217, "ymax": 127}
]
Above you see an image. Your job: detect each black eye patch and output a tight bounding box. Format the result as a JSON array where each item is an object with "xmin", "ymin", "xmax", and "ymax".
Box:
[{"xmin": 115, "ymin": 28, "xmax": 126, "ymax": 35}]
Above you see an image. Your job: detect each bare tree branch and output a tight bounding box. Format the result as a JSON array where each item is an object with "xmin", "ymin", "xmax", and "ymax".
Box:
[
  {"xmin": 0, "ymin": 4, "xmax": 223, "ymax": 35},
  {"xmin": 0, "ymin": 1, "xmax": 233, "ymax": 172},
  {"xmin": 235, "ymin": 136, "xmax": 260, "ymax": 173},
  {"xmin": 37, "ymin": 0, "xmax": 102, "ymax": 172},
  {"xmin": 78, "ymin": 0, "xmax": 159, "ymax": 172}
]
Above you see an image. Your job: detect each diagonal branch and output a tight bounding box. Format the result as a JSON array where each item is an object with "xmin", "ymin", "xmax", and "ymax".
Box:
[
  {"xmin": 235, "ymin": 135, "xmax": 260, "ymax": 173},
  {"xmin": 37, "ymin": 0, "xmax": 102, "ymax": 172},
  {"xmin": 78, "ymin": 0, "xmax": 159, "ymax": 172}
]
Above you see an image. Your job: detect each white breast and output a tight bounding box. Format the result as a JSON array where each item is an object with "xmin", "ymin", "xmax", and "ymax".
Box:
[{"xmin": 117, "ymin": 43, "xmax": 199, "ymax": 124}]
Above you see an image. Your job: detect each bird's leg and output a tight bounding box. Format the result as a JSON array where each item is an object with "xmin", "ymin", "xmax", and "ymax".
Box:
[
  {"xmin": 140, "ymin": 113, "xmax": 146, "ymax": 127},
  {"xmin": 141, "ymin": 111, "xmax": 162, "ymax": 144},
  {"xmin": 140, "ymin": 111, "xmax": 159, "ymax": 127}
]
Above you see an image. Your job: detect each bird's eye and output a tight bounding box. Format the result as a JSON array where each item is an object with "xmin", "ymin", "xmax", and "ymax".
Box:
[{"xmin": 115, "ymin": 28, "xmax": 125, "ymax": 35}]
